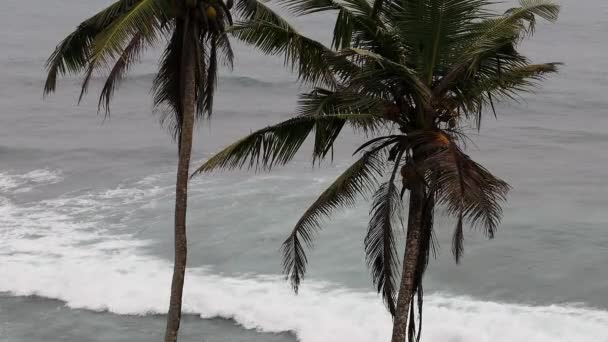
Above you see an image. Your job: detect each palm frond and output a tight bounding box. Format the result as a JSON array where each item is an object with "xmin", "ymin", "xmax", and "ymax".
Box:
[
  {"xmin": 201, "ymin": 34, "xmax": 218, "ymax": 117},
  {"xmin": 153, "ymin": 21, "xmax": 184, "ymax": 142},
  {"xmin": 194, "ymin": 113, "xmax": 380, "ymax": 173},
  {"xmin": 422, "ymin": 134, "xmax": 510, "ymax": 258},
  {"xmin": 278, "ymin": 0, "xmax": 382, "ymax": 50},
  {"xmin": 230, "ymin": 17, "xmax": 336, "ymax": 86},
  {"xmin": 297, "ymin": 87, "xmax": 389, "ymax": 128},
  {"xmin": 216, "ymin": 32, "xmax": 235, "ymax": 68},
  {"xmin": 233, "ymin": 0, "xmax": 276, "ymax": 20},
  {"xmin": 466, "ymin": 0, "xmax": 559, "ymax": 56},
  {"xmin": 452, "ymin": 211, "xmax": 464, "ymax": 263},
  {"xmin": 437, "ymin": 60, "xmax": 560, "ymax": 129},
  {"xmin": 91, "ymin": 0, "xmax": 167, "ymax": 65},
  {"xmin": 44, "ymin": 0, "xmax": 143, "ymax": 95},
  {"xmin": 364, "ymin": 148, "xmax": 404, "ymax": 315},
  {"xmin": 98, "ymin": 32, "xmax": 146, "ymax": 114},
  {"xmin": 390, "ymin": 0, "xmax": 490, "ymax": 83},
  {"xmin": 283, "ymin": 148, "xmax": 387, "ymax": 292},
  {"xmin": 503, "ymin": 0, "xmax": 560, "ymax": 36},
  {"xmin": 476, "ymin": 62, "xmax": 560, "ymax": 96},
  {"xmin": 79, "ymin": 0, "xmax": 168, "ymax": 101},
  {"xmin": 338, "ymin": 48, "xmax": 431, "ymax": 102},
  {"xmin": 439, "ymin": 0, "xmax": 558, "ymax": 95}
]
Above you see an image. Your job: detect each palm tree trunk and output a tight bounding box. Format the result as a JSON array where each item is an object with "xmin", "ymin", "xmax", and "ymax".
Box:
[
  {"xmin": 391, "ymin": 187, "xmax": 424, "ymax": 342},
  {"xmin": 164, "ymin": 20, "xmax": 197, "ymax": 342}
]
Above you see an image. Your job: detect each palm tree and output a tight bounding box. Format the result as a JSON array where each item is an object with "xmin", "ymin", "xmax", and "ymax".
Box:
[
  {"xmin": 194, "ymin": 0, "xmax": 560, "ymax": 341},
  {"xmin": 42, "ymin": 0, "xmax": 293, "ymax": 340}
]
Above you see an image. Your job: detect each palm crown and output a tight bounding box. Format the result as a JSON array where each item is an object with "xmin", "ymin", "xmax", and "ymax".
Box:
[
  {"xmin": 196, "ymin": 0, "xmax": 559, "ymax": 340},
  {"xmin": 43, "ymin": 0, "xmax": 288, "ymax": 139}
]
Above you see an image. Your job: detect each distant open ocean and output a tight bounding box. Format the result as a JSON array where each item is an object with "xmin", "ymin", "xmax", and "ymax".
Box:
[{"xmin": 2, "ymin": 0, "xmax": 608, "ymax": 341}]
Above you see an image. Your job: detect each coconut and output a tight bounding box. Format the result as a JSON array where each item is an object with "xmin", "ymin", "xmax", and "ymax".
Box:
[{"xmin": 206, "ymin": 6, "xmax": 217, "ymax": 19}]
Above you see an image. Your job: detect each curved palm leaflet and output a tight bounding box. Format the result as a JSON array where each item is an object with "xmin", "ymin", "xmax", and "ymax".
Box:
[{"xmin": 195, "ymin": 1, "xmax": 560, "ymax": 341}]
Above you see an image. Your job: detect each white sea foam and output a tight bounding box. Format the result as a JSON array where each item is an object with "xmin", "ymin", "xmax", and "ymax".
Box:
[
  {"xmin": 1, "ymin": 171, "xmax": 608, "ymax": 342},
  {"xmin": 0, "ymin": 169, "xmax": 63, "ymax": 193}
]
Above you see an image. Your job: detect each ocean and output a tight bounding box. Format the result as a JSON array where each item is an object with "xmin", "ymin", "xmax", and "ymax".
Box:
[{"xmin": 1, "ymin": 0, "xmax": 608, "ymax": 341}]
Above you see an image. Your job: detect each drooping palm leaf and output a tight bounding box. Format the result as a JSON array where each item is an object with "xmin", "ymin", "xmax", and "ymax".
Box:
[
  {"xmin": 422, "ymin": 134, "xmax": 510, "ymax": 260},
  {"xmin": 153, "ymin": 20, "xmax": 184, "ymax": 142},
  {"xmin": 79, "ymin": 0, "xmax": 168, "ymax": 100},
  {"xmin": 230, "ymin": 18, "xmax": 336, "ymax": 86},
  {"xmin": 98, "ymin": 32, "xmax": 146, "ymax": 114},
  {"xmin": 216, "ymin": 32, "xmax": 235, "ymax": 68},
  {"xmin": 44, "ymin": 0, "xmax": 145, "ymax": 95},
  {"xmin": 502, "ymin": 0, "xmax": 560, "ymax": 37},
  {"xmin": 283, "ymin": 147, "xmax": 387, "ymax": 291},
  {"xmin": 364, "ymin": 148, "xmax": 404, "ymax": 315},
  {"xmin": 91, "ymin": 0, "xmax": 167, "ymax": 65}
]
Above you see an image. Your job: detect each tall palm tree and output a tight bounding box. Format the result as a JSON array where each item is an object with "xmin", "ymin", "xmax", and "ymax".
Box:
[
  {"xmin": 42, "ymin": 0, "xmax": 292, "ymax": 340},
  {"xmin": 194, "ymin": 0, "xmax": 560, "ymax": 341}
]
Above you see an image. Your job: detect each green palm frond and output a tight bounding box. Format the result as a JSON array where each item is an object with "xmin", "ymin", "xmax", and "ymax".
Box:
[
  {"xmin": 98, "ymin": 32, "xmax": 146, "ymax": 114},
  {"xmin": 283, "ymin": 148, "xmax": 387, "ymax": 292},
  {"xmin": 195, "ymin": 116, "xmax": 314, "ymax": 172},
  {"xmin": 466, "ymin": 0, "xmax": 559, "ymax": 56},
  {"xmin": 468, "ymin": 62, "xmax": 561, "ymax": 106},
  {"xmin": 91, "ymin": 0, "xmax": 167, "ymax": 65},
  {"xmin": 216, "ymin": 32, "xmax": 235, "ymax": 68},
  {"xmin": 44, "ymin": 0, "xmax": 143, "ymax": 95},
  {"xmin": 503, "ymin": 0, "xmax": 560, "ymax": 36},
  {"xmin": 278, "ymin": 0, "xmax": 381, "ymax": 50},
  {"xmin": 332, "ymin": 7, "xmax": 354, "ymax": 49},
  {"xmin": 364, "ymin": 148, "xmax": 404, "ymax": 315},
  {"xmin": 297, "ymin": 88, "xmax": 388, "ymax": 160},
  {"xmin": 230, "ymin": 18, "xmax": 336, "ymax": 86},
  {"xmin": 421, "ymin": 135, "xmax": 510, "ymax": 261},
  {"xmin": 389, "ymin": 0, "xmax": 491, "ymax": 82},
  {"xmin": 153, "ymin": 21, "xmax": 184, "ymax": 142},
  {"xmin": 194, "ymin": 113, "xmax": 381, "ymax": 173},
  {"xmin": 427, "ymin": 0, "xmax": 559, "ymax": 128},
  {"xmin": 233, "ymin": 0, "xmax": 275, "ymax": 20},
  {"xmin": 279, "ymin": 0, "xmax": 342, "ymax": 15},
  {"xmin": 198, "ymin": 33, "xmax": 219, "ymax": 117},
  {"xmin": 338, "ymin": 48, "xmax": 431, "ymax": 102},
  {"xmin": 297, "ymin": 87, "xmax": 389, "ymax": 127},
  {"xmin": 231, "ymin": 0, "xmax": 386, "ymax": 85},
  {"xmin": 436, "ymin": 60, "xmax": 559, "ymax": 129},
  {"xmin": 79, "ymin": 0, "xmax": 168, "ymax": 100}
]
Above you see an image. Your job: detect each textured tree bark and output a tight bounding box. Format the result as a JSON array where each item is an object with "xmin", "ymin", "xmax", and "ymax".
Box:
[
  {"xmin": 164, "ymin": 20, "xmax": 197, "ymax": 342},
  {"xmin": 391, "ymin": 187, "xmax": 424, "ymax": 342}
]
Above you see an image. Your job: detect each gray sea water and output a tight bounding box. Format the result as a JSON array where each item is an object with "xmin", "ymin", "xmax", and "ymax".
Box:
[{"xmin": 1, "ymin": 0, "xmax": 608, "ymax": 341}]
